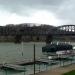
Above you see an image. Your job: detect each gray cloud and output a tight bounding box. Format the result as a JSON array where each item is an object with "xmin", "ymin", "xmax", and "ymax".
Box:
[
  {"xmin": 55, "ymin": 0, "xmax": 75, "ymax": 25},
  {"xmin": 0, "ymin": 0, "xmax": 65, "ymax": 16},
  {"xmin": 0, "ymin": 0, "xmax": 64, "ymax": 6},
  {"xmin": 0, "ymin": 0, "xmax": 75, "ymax": 25}
]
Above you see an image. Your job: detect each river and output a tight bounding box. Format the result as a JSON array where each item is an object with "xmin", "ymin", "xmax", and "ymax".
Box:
[{"xmin": 0, "ymin": 42, "xmax": 75, "ymax": 75}]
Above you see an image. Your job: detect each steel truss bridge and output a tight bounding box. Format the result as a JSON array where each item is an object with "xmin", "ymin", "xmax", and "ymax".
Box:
[
  {"xmin": 48, "ymin": 25, "xmax": 75, "ymax": 41},
  {"xmin": 53, "ymin": 25, "xmax": 75, "ymax": 35}
]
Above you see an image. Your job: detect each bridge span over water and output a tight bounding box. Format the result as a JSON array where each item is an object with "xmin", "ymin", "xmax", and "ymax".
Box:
[
  {"xmin": 51, "ymin": 25, "xmax": 75, "ymax": 35},
  {"xmin": 48, "ymin": 25, "xmax": 75, "ymax": 41}
]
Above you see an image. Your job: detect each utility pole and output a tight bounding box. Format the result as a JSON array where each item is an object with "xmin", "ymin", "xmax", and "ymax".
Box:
[{"xmin": 34, "ymin": 44, "xmax": 36, "ymax": 75}]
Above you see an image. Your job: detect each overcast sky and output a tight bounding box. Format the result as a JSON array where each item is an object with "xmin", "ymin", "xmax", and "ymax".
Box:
[{"xmin": 0, "ymin": 0, "xmax": 74, "ymax": 26}]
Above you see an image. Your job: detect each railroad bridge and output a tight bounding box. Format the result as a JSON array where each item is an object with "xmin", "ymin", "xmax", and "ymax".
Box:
[
  {"xmin": 58, "ymin": 25, "xmax": 75, "ymax": 32},
  {"xmin": 55, "ymin": 25, "xmax": 75, "ymax": 35},
  {"xmin": 49, "ymin": 25, "xmax": 75, "ymax": 41}
]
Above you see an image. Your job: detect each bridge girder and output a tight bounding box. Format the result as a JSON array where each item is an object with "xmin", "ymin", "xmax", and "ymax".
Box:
[{"xmin": 57, "ymin": 25, "xmax": 75, "ymax": 32}]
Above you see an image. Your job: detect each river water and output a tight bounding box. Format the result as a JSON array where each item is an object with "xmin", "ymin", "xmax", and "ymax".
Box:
[
  {"xmin": 0, "ymin": 42, "xmax": 47, "ymax": 75},
  {"xmin": 0, "ymin": 42, "xmax": 75, "ymax": 75},
  {"xmin": 0, "ymin": 42, "xmax": 46, "ymax": 63}
]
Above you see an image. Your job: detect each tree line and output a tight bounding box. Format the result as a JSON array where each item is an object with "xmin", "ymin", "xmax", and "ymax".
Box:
[{"xmin": 0, "ymin": 23, "xmax": 54, "ymax": 36}]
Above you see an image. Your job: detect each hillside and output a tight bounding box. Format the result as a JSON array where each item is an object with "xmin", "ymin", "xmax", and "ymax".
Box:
[{"xmin": 0, "ymin": 23, "xmax": 55, "ymax": 42}]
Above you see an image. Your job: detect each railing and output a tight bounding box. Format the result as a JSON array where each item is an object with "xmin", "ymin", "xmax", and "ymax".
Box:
[{"xmin": 1, "ymin": 55, "xmax": 75, "ymax": 75}]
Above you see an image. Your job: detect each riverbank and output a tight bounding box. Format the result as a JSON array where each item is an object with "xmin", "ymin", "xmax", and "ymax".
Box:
[{"xmin": 32, "ymin": 64, "xmax": 75, "ymax": 75}]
